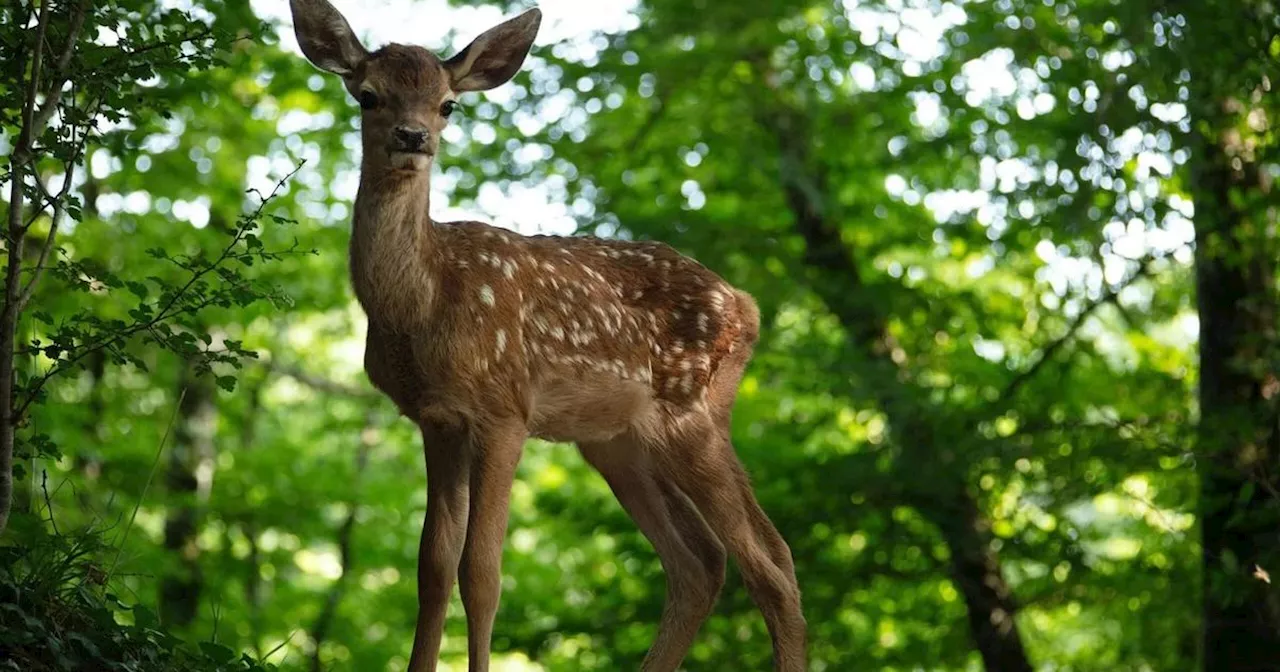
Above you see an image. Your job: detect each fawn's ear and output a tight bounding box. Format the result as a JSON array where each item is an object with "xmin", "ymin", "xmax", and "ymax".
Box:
[
  {"xmin": 289, "ymin": 0, "xmax": 368, "ymax": 78},
  {"xmin": 445, "ymin": 8, "xmax": 541, "ymax": 93}
]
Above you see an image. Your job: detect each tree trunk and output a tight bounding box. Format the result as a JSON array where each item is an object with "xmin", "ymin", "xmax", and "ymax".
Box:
[
  {"xmin": 925, "ymin": 490, "xmax": 1033, "ymax": 672},
  {"xmin": 1193, "ymin": 111, "xmax": 1280, "ymax": 672},
  {"xmin": 1181, "ymin": 1, "xmax": 1280, "ymax": 666},
  {"xmin": 159, "ymin": 365, "xmax": 218, "ymax": 628},
  {"xmin": 0, "ymin": 159, "xmax": 29, "ymax": 535}
]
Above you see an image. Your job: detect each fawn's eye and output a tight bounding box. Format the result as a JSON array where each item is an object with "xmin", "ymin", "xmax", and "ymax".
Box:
[
  {"xmin": 441, "ymin": 100, "xmax": 460, "ymax": 118},
  {"xmin": 358, "ymin": 90, "xmax": 379, "ymax": 110}
]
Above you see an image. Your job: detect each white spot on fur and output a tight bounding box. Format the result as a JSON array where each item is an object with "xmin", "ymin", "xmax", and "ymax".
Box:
[
  {"xmin": 479, "ymin": 285, "xmax": 495, "ymax": 307},
  {"xmin": 496, "ymin": 329, "xmax": 507, "ymax": 356}
]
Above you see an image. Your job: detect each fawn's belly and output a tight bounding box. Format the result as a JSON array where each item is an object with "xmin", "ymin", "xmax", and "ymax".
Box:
[
  {"xmin": 527, "ymin": 371, "xmax": 656, "ymax": 444},
  {"xmin": 364, "ymin": 323, "xmax": 660, "ymax": 443}
]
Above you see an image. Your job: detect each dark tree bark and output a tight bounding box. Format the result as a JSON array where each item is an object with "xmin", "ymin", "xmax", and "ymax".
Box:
[
  {"xmin": 925, "ymin": 490, "xmax": 1033, "ymax": 672},
  {"xmin": 159, "ymin": 365, "xmax": 218, "ymax": 628},
  {"xmin": 1180, "ymin": 2, "xmax": 1280, "ymax": 668},
  {"xmin": 1191, "ymin": 88, "xmax": 1280, "ymax": 672}
]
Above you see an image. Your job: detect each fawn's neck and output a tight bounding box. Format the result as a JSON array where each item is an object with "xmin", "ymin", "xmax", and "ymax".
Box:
[{"xmin": 349, "ymin": 165, "xmax": 438, "ymax": 329}]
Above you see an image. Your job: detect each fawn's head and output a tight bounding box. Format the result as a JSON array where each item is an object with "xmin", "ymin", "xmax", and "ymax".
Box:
[{"xmin": 289, "ymin": 0, "xmax": 541, "ymax": 172}]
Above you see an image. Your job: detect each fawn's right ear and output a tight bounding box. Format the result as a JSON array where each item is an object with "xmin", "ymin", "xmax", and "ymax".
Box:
[{"xmin": 289, "ymin": 0, "xmax": 368, "ymax": 78}]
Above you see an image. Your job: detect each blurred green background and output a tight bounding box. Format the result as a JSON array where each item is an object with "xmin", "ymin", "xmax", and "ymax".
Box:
[{"xmin": 4, "ymin": 0, "xmax": 1279, "ymax": 670}]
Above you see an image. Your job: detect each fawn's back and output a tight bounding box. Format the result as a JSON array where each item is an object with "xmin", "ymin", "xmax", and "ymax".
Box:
[{"xmin": 401, "ymin": 220, "xmax": 758, "ymax": 443}]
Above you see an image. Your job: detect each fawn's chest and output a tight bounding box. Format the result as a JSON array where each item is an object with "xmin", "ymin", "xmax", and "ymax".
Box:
[
  {"xmin": 359, "ymin": 283, "xmax": 518, "ymax": 420},
  {"xmin": 361, "ymin": 319, "xmax": 473, "ymax": 417}
]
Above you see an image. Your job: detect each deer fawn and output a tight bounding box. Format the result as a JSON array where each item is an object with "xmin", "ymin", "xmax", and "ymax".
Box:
[{"xmin": 289, "ymin": 1, "xmax": 806, "ymax": 670}]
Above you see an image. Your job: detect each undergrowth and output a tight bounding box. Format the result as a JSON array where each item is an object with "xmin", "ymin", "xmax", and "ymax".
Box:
[{"xmin": 0, "ymin": 513, "xmax": 277, "ymax": 672}]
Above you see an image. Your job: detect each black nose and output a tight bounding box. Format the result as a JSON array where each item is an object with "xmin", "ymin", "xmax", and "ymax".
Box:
[{"xmin": 393, "ymin": 126, "xmax": 428, "ymax": 151}]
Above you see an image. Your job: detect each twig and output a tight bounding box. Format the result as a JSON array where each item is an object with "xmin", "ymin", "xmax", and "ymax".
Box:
[
  {"xmin": 41, "ymin": 468, "xmax": 58, "ymax": 535},
  {"xmin": 17, "ymin": 165, "xmax": 75, "ymax": 310},
  {"xmin": 13, "ymin": 163, "xmax": 305, "ymax": 420},
  {"xmin": 211, "ymin": 599, "xmax": 223, "ymax": 643},
  {"xmin": 265, "ymin": 631, "xmax": 300, "ymax": 664},
  {"xmin": 265, "ymin": 360, "xmax": 378, "ymax": 399},
  {"xmin": 1118, "ymin": 489, "xmax": 1186, "ymax": 538},
  {"xmin": 88, "ymin": 27, "xmax": 217, "ymax": 66},
  {"xmin": 106, "ymin": 387, "xmax": 188, "ymax": 583},
  {"xmin": 988, "ymin": 259, "xmax": 1155, "ymax": 410}
]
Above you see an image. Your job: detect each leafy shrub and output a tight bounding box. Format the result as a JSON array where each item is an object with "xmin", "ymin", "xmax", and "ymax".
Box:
[{"xmin": 0, "ymin": 514, "xmax": 279, "ymax": 671}]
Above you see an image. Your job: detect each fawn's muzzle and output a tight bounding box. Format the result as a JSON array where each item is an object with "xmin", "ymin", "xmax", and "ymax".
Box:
[{"xmin": 393, "ymin": 125, "xmax": 429, "ymax": 153}]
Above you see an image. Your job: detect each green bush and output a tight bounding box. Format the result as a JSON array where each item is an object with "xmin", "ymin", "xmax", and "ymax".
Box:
[{"xmin": 1, "ymin": 513, "xmax": 278, "ymax": 672}]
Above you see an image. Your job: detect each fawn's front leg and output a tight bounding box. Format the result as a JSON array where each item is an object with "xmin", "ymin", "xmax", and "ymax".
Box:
[
  {"xmin": 459, "ymin": 420, "xmax": 527, "ymax": 672},
  {"xmin": 408, "ymin": 417, "xmax": 472, "ymax": 672}
]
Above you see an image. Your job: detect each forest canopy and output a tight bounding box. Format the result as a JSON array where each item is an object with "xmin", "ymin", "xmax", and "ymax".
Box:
[{"xmin": 0, "ymin": 0, "xmax": 1277, "ymax": 670}]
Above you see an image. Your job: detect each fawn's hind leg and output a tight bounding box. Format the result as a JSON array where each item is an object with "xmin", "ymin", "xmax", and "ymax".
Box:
[{"xmin": 579, "ymin": 437, "xmax": 727, "ymax": 671}]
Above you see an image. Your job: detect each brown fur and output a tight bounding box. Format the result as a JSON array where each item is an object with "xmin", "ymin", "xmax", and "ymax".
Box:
[{"xmin": 288, "ymin": 1, "xmax": 806, "ymax": 670}]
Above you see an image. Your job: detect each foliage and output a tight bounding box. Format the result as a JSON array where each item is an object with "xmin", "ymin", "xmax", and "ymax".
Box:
[
  {"xmin": 0, "ymin": 514, "xmax": 277, "ymax": 671},
  {"xmin": 0, "ymin": 0, "xmax": 1275, "ymax": 670},
  {"xmin": 17, "ymin": 167, "xmax": 308, "ymax": 467},
  {"xmin": 0, "ymin": 0, "xmax": 293, "ymax": 529}
]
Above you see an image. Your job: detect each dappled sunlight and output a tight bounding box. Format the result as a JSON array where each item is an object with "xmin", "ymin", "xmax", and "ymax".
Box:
[{"xmin": 6, "ymin": 0, "xmax": 1275, "ymax": 669}]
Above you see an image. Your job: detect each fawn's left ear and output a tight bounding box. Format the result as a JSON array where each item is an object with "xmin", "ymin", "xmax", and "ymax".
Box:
[
  {"xmin": 289, "ymin": 0, "xmax": 369, "ymax": 78},
  {"xmin": 445, "ymin": 8, "xmax": 542, "ymax": 93}
]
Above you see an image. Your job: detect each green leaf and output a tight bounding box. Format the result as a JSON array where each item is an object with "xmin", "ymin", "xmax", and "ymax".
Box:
[
  {"xmin": 199, "ymin": 641, "xmax": 237, "ymax": 664},
  {"xmin": 126, "ymin": 281, "xmax": 150, "ymax": 300}
]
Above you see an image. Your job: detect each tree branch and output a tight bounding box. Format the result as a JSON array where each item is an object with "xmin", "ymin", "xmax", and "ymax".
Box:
[
  {"xmin": 27, "ymin": 0, "xmax": 91, "ymax": 138},
  {"xmin": 15, "ymin": 0, "xmax": 51, "ymax": 163},
  {"xmin": 993, "ymin": 261, "xmax": 1154, "ymax": 409},
  {"xmin": 264, "ymin": 360, "xmax": 379, "ymax": 400},
  {"xmin": 16, "ymin": 164, "xmax": 76, "ymax": 311},
  {"xmin": 13, "ymin": 164, "xmax": 305, "ymax": 421}
]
